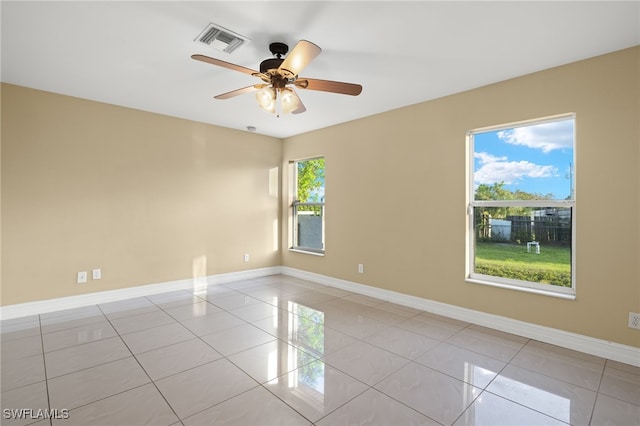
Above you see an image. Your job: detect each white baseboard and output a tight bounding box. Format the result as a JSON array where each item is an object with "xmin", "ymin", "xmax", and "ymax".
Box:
[
  {"xmin": 0, "ymin": 267, "xmax": 281, "ymax": 321},
  {"xmin": 281, "ymin": 267, "xmax": 640, "ymax": 367},
  {"xmin": 2, "ymin": 265, "xmax": 638, "ymax": 367}
]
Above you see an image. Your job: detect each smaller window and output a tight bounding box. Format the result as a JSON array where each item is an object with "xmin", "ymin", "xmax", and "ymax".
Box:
[{"xmin": 291, "ymin": 157, "xmax": 325, "ymax": 254}]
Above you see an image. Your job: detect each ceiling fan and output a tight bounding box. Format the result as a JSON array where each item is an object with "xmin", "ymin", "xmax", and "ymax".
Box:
[{"xmin": 192, "ymin": 40, "xmax": 362, "ymax": 116}]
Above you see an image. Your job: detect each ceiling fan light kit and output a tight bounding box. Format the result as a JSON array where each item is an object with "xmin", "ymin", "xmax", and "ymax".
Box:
[{"xmin": 192, "ymin": 39, "xmax": 362, "ymax": 116}]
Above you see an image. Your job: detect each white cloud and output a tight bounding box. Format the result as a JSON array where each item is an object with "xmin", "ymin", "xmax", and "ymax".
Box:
[
  {"xmin": 474, "ymin": 151, "xmax": 557, "ymax": 185},
  {"xmin": 474, "ymin": 152, "xmax": 507, "ymax": 164},
  {"xmin": 497, "ymin": 120, "xmax": 573, "ymax": 153}
]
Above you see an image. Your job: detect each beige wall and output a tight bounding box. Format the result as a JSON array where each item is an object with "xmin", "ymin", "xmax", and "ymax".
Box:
[
  {"xmin": 2, "ymin": 47, "xmax": 638, "ymax": 349},
  {"xmin": 2, "ymin": 84, "xmax": 282, "ymax": 305},
  {"xmin": 282, "ymin": 47, "xmax": 640, "ymax": 348}
]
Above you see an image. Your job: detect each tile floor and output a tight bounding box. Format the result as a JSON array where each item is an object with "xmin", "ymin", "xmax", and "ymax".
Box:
[{"xmin": 1, "ymin": 274, "xmax": 639, "ymax": 425}]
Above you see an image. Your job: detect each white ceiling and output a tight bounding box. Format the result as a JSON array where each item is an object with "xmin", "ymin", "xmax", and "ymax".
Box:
[{"xmin": 2, "ymin": 1, "xmax": 639, "ymax": 138}]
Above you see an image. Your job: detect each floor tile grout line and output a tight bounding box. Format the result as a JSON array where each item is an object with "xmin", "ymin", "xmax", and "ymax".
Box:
[
  {"xmin": 439, "ymin": 329, "xmax": 531, "ymax": 364},
  {"xmin": 177, "ymin": 383, "xmax": 264, "ymax": 424},
  {"xmin": 40, "ymin": 316, "xmax": 107, "ymax": 336},
  {"xmin": 169, "ymin": 328, "xmax": 323, "ymax": 423},
  {"xmin": 473, "ymin": 337, "xmax": 597, "ymax": 426},
  {"xmin": 49, "ymin": 382, "xmax": 156, "ymax": 419},
  {"xmin": 466, "ymin": 387, "xmax": 573, "ymax": 426},
  {"xmin": 42, "ymin": 332, "xmax": 122, "ymax": 356},
  {"xmin": 43, "ymin": 353, "xmax": 134, "ymax": 381},
  {"xmin": 95, "ymin": 302, "xmax": 184, "ymax": 423},
  {"xmin": 498, "ymin": 339, "xmax": 605, "ymax": 394},
  {"xmin": 4, "ymin": 276, "xmax": 638, "ymax": 425},
  {"xmin": 37, "ymin": 314, "xmax": 53, "ymax": 426},
  {"xmin": 587, "ymin": 358, "xmax": 609, "ymax": 426},
  {"xmin": 461, "ymin": 335, "xmax": 533, "ymax": 394},
  {"xmin": 274, "ymin": 382, "xmax": 371, "ymax": 426}
]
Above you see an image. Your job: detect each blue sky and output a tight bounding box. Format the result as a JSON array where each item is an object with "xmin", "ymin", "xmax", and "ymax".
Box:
[{"xmin": 473, "ymin": 118, "xmax": 574, "ymax": 200}]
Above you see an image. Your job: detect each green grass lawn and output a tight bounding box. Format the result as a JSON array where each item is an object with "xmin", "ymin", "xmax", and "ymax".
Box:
[{"xmin": 475, "ymin": 242, "xmax": 571, "ymax": 287}]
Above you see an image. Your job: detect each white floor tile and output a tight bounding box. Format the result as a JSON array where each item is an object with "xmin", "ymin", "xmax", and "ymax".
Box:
[
  {"xmin": 47, "ymin": 357, "xmax": 150, "ymax": 410},
  {"xmin": 264, "ymin": 359, "xmax": 368, "ymax": 423},
  {"xmin": 317, "ymin": 387, "xmax": 439, "ymax": 426},
  {"xmin": 45, "ymin": 337, "xmax": 131, "ymax": 378},
  {"xmin": 1, "ymin": 353, "xmax": 46, "ymax": 392},
  {"xmin": 591, "ymin": 393, "xmax": 640, "ymax": 426},
  {"xmin": 41, "ymin": 320, "xmax": 117, "ymax": 352},
  {"xmin": 415, "ymin": 342, "xmax": 506, "ymax": 389},
  {"xmin": 228, "ymin": 339, "xmax": 318, "ymax": 384},
  {"xmin": 511, "ymin": 340, "xmax": 604, "ymax": 391},
  {"xmin": 323, "ymin": 340, "xmax": 409, "ymax": 386},
  {"xmin": 179, "ymin": 310, "xmax": 245, "ymax": 336},
  {"xmin": 135, "ymin": 338, "xmax": 222, "ymax": 380},
  {"xmin": 155, "ymin": 358, "xmax": 257, "ymax": 419},
  {"xmin": 109, "ymin": 309, "xmax": 176, "ymax": 334},
  {"xmin": 0, "ymin": 381, "xmax": 49, "ymax": 426},
  {"xmin": 200, "ymin": 323, "xmax": 275, "ymax": 356},
  {"xmin": 183, "ymin": 386, "xmax": 309, "ymax": 425},
  {"xmin": 453, "ymin": 391, "xmax": 568, "ymax": 426},
  {"xmin": 2, "ymin": 275, "xmax": 638, "ymax": 426},
  {"xmin": 445, "ymin": 324, "xmax": 528, "ymax": 362},
  {"xmin": 486, "ymin": 364, "xmax": 597, "ymax": 425},
  {"xmin": 120, "ymin": 322, "xmax": 194, "ymax": 354},
  {"xmin": 599, "ymin": 362, "xmax": 640, "ymax": 406},
  {"xmin": 53, "ymin": 383, "xmax": 179, "ymax": 426},
  {"xmin": 375, "ymin": 361, "xmax": 481, "ymax": 425}
]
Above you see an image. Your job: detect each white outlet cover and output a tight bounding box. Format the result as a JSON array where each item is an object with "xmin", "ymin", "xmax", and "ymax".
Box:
[
  {"xmin": 629, "ymin": 312, "xmax": 640, "ymax": 329},
  {"xmin": 77, "ymin": 271, "xmax": 87, "ymax": 284},
  {"xmin": 92, "ymin": 269, "xmax": 102, "ymax": 280}
]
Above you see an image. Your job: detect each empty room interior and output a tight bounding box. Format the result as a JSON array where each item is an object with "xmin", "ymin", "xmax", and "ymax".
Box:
[{"xmin": 1, "ymin": 1, "xmax": 639, "ymax": 425}]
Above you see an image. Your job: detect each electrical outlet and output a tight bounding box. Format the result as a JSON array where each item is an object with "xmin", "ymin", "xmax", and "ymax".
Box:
[
  {"xmin": 629, "ymin": 312, "xmax": 640, "ymax": 330},
  {"xmin": 358, "ymin": 263, "xmax": 364, "ymax": 273},
  {"xmin": 92, "ymin": 268, "xmax": 102, "ymax": 280},
  {"xmin": 77, "ymin": 271, "xmax": 88, "ymax": 284},
  {"xmin": 243, "ymin": 253, "xmax": 250, "ymax": 262}
]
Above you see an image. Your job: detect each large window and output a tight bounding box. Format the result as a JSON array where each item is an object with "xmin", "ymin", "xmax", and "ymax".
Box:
[
  {"xmin": 467, "ymin": 114, "xmax": 576, "ymax": 297},
  {"xmin": 291, "ymin": 157, "xmax": 325, "ymax": 254}
]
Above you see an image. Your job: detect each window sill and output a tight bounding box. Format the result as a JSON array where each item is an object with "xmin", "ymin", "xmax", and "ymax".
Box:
[
  {"xmin": 289, "ymin": 248, "xmax": 325, "ymax": 257},
  {"xmin": 466, "ymin": 277, "xmax": 576, "ymax": 300}
]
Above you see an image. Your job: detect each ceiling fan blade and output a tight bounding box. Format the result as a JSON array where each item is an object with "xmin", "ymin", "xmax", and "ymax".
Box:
[
  {"xmin": 279, "ymin": 40, "xmax": 321, "ymax": 76},
  {"xmin": 191, "ymin": 54, "xmax": 258, "ymax": 76},
  {"xmin": 295, "ymin": 78, "xmax": 362, "ymax": 96},
  {"xmin": 214, "ymin": 85, "xmax": 261, "ymax": 100},
  {"xmin": 291, "ymin": 90, "xmax": 306, "ymax": 114}
]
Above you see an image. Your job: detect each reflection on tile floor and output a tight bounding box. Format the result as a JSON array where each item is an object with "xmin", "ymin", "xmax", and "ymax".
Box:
[{"xmin": 1, "ymin": 274, "xmax": 639, "ymax": 425}]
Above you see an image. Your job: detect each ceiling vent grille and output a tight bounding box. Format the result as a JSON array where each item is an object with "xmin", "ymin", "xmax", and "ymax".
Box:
[{"xmin": 194, "ymin": 23, "xmax": 248, "ymax": 54}]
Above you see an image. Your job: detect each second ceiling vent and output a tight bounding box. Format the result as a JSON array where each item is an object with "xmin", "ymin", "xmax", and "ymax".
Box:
[{"xmin": 194, "ymin": 23, "xmax": 249, "ymax": 54}]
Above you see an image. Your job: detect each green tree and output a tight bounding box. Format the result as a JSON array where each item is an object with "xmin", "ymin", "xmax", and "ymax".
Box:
[
  {"xmin": 475, "ymin": 182, "xmax": 513, "ymax": 201},
  {"xmin": 475, "ymin": 182, "xmax": 553, "ymax": 202},
  {"xmin": 475, "ymin": 182, "xmax": 553, "ymax": 219},
  {"xmin": 297, "ymin": 158, "xmax": 325, "ymax": 202}
]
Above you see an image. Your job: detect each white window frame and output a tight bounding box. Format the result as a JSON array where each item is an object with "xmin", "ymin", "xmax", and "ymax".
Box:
[
  {"xmin": 466, "ymin": 114, "xmax": 576, "ymax": 299},
  {"xmin": 289, "ymin": 157, "xmax": 325, "ymax": 255}
]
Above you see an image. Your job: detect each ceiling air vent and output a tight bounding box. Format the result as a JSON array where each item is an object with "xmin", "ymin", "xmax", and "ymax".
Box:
[{"xmin": 195, "ymin": 23, "xmax": 248, "ymax": 54}]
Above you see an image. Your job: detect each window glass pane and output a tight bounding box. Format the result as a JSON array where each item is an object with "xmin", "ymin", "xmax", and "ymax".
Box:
[
  {"xmin": 297, "ymin": 158, "xmax": 325, "ymax": 202},
  {"xmin": 473, "ymin": 206, "xmax": 572, "ymax": 287},
  {"xmin": 293, "ymin": 157, "xmax": 325, "ymax": 252},
  {"xmin": 295, "ymin": 204, "xmax": 324, "ymax": 250},
  {"xmin": 473, "ymin": 118, "xmax": 574, "ymax": 201}
]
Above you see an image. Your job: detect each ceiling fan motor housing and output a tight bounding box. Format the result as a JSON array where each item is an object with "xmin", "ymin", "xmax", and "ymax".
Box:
[
  {"xmin": 259, "ymin": 58, "xmax": 284, "ymax": 74},
  {"xmin": 269, "ymin": 42, "xmax": 288, "ymax": 57},
  {"xmin": 260, "ymin": 42, "xmax": 290, "ymax": 75}
]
